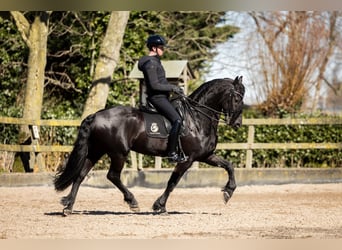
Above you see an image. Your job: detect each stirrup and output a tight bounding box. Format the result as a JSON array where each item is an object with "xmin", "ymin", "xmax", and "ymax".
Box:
[{"xmin": 167, "ymin": 152, "xmax": 188, "ymax": 163}]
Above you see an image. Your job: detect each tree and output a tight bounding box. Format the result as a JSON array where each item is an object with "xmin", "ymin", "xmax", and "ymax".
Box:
[
  {"xmin": 248, "ymin": 11, "xmax": 341, "ymax": 116},
  {"xmin": 10, "ymin": 11, "xmax": 51, "ymax": 171},
  {"xmin": 312, "ymin": 12, "xmax": 340, "ymax": 112},
  {"xmin": 0, "ymin": 13, "xmax": 27, "ymax": 117},
  {"xmin": 324, "ymin": 57, "xmax": 342, "ymax": 112},
  {"xmin": 82, "ymin": 11, "xmax": 130, "ymax": 118},
  {"xmin": 43, "ymin": 11, "xmax": 110, "ymax": 118}
]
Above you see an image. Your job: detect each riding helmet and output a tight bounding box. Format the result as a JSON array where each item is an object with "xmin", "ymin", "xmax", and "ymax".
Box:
[{"xmin": 146, "ymin": 34, "xmax": 167, "ymax": 50}]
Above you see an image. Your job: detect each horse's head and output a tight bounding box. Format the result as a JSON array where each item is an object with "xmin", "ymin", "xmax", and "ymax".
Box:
[
  {"xmin": 222, "ymin": 76, "xmax": 245, "ymax": 130},
  {"xmin": 187, "ymin": 76, "xmax": 245, "ymax": 130}
]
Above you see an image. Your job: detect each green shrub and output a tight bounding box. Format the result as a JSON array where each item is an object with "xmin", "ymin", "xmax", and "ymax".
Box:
[{"xmin": 216, "ymin": 114, "xmax": 341, "ymax": 168}]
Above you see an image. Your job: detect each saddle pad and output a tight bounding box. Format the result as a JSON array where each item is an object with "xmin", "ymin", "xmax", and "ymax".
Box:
[{"xmin": 142, "ymin": 112, "xmax": 170, "ymax": 138}]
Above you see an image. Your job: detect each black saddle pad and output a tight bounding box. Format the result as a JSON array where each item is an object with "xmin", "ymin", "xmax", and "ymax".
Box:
[
  {"xmin": 143, "ymin": 112, "xmax": 171, "ymax": 138},
  {"xmin": 141, "ymin": 98, "xmax": 187, "ymax": 139}
]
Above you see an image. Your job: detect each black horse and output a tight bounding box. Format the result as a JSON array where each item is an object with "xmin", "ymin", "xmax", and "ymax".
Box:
[{"xmin": 54, "ymin": 76, "xmax": 245, "ymax": 215}]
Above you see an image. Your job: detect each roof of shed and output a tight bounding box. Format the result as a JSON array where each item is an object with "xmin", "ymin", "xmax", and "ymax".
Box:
[{"xmin": 129, "ymin": 60, "xmax": 194, "ymax": 79}]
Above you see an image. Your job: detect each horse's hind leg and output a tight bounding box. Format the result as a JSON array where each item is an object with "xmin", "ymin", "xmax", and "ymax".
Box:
[
  {"xmin": 107, "ymin": 155, "xmax": 139, "ymax": 212},
  {"xmin": 61, "ymin": 158, "xmax": 93, "ymax": 215}
]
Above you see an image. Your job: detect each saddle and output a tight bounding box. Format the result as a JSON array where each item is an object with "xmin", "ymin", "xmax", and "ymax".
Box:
[{"xmin": 140, "ymin": 97, "xmax": 187, "ymax": 139}]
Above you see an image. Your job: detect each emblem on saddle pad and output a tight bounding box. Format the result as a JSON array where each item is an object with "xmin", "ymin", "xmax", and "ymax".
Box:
[
  {"xmin": 141, "ymin": 98, "xmax": 187, "ymax": 138},
  {"xmin": 150, "ymin": 122, "xmax": 159, "ymax": 133}
]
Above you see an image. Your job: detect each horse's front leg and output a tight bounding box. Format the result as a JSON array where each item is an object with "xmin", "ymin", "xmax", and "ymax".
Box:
[
  {"xmin": 203, "ymin": 154, "xmax": 236, "ymax": 203},
  {"xmin": 152, "ymin": 161, "xmax": 193, "ymax": 214}
]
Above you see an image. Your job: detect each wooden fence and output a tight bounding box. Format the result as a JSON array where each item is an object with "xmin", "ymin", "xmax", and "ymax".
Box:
[
  {"xmin": 0, "ymin": 116, "xmax": 341, "ymax": 170},
  {"xmin": 216, "ymin": 117, "xmax": 342, "ymax": 168}
]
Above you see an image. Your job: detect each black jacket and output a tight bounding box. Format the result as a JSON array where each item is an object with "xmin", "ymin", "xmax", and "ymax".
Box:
[{"xmin": 138, "ymin": 55, "xmax": 175, "ymax": 97}]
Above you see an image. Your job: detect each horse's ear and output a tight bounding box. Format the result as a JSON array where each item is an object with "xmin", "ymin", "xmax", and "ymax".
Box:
[
  {"xmin": 233, "ymin": 76, "xmax": 242, "ymax": 85},
  {"xmin": 238, "ymin": 76, "xmax": 243, "ymax": 84}
]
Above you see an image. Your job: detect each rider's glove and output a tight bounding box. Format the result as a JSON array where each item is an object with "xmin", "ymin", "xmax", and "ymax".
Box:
[{"xmin": 172, "ymin": 86, "xmax": 184, "ymax": 95}]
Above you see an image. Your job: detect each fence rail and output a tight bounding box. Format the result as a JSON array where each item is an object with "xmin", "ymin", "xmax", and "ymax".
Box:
[{"xmin": 0, "ymin": 116, "xmax": 341, "ymax": 169}]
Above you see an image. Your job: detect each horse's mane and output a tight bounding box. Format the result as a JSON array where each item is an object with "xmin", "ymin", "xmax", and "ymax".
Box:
[{"xmin": 188, "ymin": 78, "xmax": 234, "ymax": 101}]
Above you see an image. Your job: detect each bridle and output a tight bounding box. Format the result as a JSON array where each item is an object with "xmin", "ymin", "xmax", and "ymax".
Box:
[
  {"xmin": 225, "ymin": 90, "xmax": 244, "ymax": 124},
  {"xmin": 180, "ymin": 89, "xmax": 243, "ymax": 124}
]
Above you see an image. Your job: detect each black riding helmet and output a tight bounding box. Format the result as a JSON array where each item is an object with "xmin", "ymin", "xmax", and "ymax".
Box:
[{"xmin": 146, "ymin": 34, "xmax": 167, "ymax": 50}]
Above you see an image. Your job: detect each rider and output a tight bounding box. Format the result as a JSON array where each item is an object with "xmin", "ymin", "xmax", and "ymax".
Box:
[{"xmin": 138, "ymin": 34, "xmax": 186, "ymax": 163}]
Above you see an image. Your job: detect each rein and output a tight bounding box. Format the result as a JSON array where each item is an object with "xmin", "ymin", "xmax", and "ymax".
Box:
[
  {"xmin": 179, "ymin": 88, "xmax": 242, "ymax": 124},
  {"xmin": 180, "ymin": 95, "xmax": 227, "ymax": 124}
]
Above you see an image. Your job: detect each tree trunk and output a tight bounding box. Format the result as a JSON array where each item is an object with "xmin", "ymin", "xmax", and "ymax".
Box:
[
  {"xmin": 82, "ymin": 11, "xmax": 130, "ymax": 119},
  {"xmin": 11, "ymin": 11, "xmax": 50, "ymax": 172}
]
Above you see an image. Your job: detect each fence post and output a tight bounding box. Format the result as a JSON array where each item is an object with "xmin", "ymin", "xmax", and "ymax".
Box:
[
  {"xmin": 245, "ymin": 125, "xmax": 255, "ymax": 168},
  {"xmin": 30, "ymin": 125, "xmax": 46, "ymax": 172},
  {"xmin": 130, "ymin": 151, "xmax": 137, "ymax": 169},
  {"xmin": 155, "ymin": 156, "xmax": 162, "ymax": 169},
  {"xmin": 138, "ymin": 154, "xmax": 143, "ymax": 171}
]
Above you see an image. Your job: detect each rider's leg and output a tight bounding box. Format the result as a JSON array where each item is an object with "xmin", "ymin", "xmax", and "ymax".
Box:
[
  {"xmin": 167, "ymin": 119, "xmax": 183, "ymax": 162},
  {"xmin": 148, "ymin": 95, "xmax": 186, "ymax": 163}
]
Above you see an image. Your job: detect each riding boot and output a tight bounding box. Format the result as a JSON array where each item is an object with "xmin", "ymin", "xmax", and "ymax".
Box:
[{"xmin": 167, "ymin": 120, "xmax": 186, "ymax": 163}]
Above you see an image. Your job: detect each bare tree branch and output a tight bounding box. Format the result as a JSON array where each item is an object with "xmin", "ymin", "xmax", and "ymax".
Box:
[
  {"xmin": 247, "ymin": 11, "xmax": 341, "ymax": 116},
  {"xmin": 10, "ymin": 11, "xmax": 31, "ymax": 47}
]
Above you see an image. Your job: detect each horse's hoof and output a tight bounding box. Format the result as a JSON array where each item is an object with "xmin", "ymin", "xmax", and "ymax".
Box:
[
  {"xmin": 222, "ymin": 191, "xmax": 231, "ymax": 204},
  {"xmin": 130, "ymin": 205, "xmax": 140, "ymax": 212},
  {"xmin": 152, "ymin": 204, "xmax": 160, "ymax": 212},
  {"xmin": 62, "ymin": 208, "xmax": 72, "ymax": 216},
  {"xmin": 152, "ymin": 203, "xmax": 167, "ymax": 214},
  {"xmin": 153, "ymin": 208, "xmax": 168, "ymax": 215}
]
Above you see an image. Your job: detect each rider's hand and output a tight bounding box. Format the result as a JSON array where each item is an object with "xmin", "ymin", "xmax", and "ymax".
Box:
[{"xmin": 172, "ymin": 86, "xmax": 184, "ymax": 95}]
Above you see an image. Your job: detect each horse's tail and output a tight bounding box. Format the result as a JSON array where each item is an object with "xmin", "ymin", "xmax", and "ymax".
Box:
[{"xmin": 54, "ymin": 114, "xmax": 96, "ymax": 192}]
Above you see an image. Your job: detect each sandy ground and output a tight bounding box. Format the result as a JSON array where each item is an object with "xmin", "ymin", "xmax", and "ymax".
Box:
[{"xmin": 0, "ymin": 183, "xmax": 341, "ymax": 239}]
